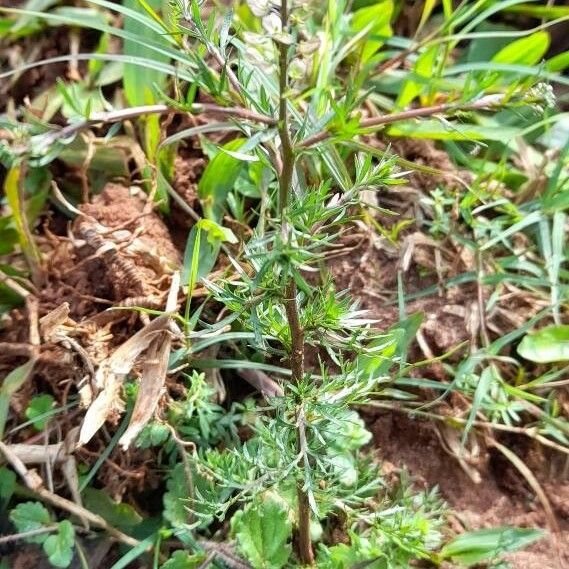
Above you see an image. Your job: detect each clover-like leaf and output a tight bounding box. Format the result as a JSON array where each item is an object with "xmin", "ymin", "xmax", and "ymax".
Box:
[
  {"xmin": 43, "ymin": 520, "xmax": 75, "ymax": 568},
  {"xmin": 10, "ymin": 501, "xmax": 52, "ymax": 543},
  {"xmin": 160, "ymin": 550, "xmax": 204, "ymax": 569},
  {"xmin": 231, "ymin": 497, "xmax": 292, "ymax": 569},
  {"xmin": 25, "ymin": 394, "xmax": 55, "ymax": 430}
]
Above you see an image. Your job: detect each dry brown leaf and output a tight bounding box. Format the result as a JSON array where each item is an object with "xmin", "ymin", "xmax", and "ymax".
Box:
[
  {"xmin": 79, "ymin": 315, "xmax": 172, "ymax": 446},
  {"xmin": 79, "ymin": 273, "xmax": 180, "ymax": 447},
  {"xmin": 119, "ymin": 330, "xmax": 171, "ymax": 449}
]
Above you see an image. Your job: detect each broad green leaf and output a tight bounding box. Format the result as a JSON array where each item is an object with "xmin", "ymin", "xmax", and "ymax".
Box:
[
  {"xmin": 351, "ymin": 0, "xmax": 393, "ymax": 63},
  {"xmin": 136, "ymin": 421, "xmax": 170, "ymax": 448},
  {"xmin": 25, "ymin": 394, "xmax": 55, "ymax": 431},
  {"xmin": 397, "ymin": 44, "xmax": 439, "ymax": 108},
  {"xmin": 357, "ymin": 331, "xmax": 400, "ymax": 378},
  {"xmin": 0, "ymin": 359, "xmax": 35, "ymax": 439},
  {"xmin": 464, "ymin": 23, "xmax": 516, "ymax": 63},
  {"xmin": 0, "ymin": 466, "xmax": 16, "ymax": 502},
  {"xmin": 10, "ymin": 501, "xmax": 52, "ymax": 543},
  {"xmin": 43, "ymin": 520, "xmax": 75, "ymax": 568},
  {"xmin": 164, "ymin": 463, "xmax": 226, "ymax": 530},
  {"xmin": 518, "ymin": 325, "xmax": 569, "ymax": 363},
  {"xmin": 231, "ymin": 497, "xmax": 292, "ymax": 569},
  {"xmin": 441, "ymin": 527, "xmax": 543, "ymax": 566},
  {"xmin": 492, "ymin": 31, "xmax": 550, "ymax": 66},
  {"xmin": 83, "ymin": 488, "xmax": 143, "ymax": 528},
  {"xmin": 198, "ymin": 138, "xmax": 249, "ymax": 221},
  {"xmin": 122, "ymin": 0, "xmax": 168, "ymax": 105},
  {"xmin": 160, "ymin": 550, "xmax": 204, "ymax": 569}
]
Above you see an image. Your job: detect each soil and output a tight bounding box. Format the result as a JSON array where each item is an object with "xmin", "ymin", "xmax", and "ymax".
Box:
[
  {"xmin": 368, "ymin": 411, "xmax": 569, "ymax": 569},
  {"xmin": 325, "ymin": 137, "xmax": 569, "ymax": 568}
]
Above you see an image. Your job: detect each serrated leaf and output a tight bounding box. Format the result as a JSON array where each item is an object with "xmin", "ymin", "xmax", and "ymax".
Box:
[
  {"xmin": 441, "ymin": 527, "xmax": 543, "ymax": 566},
  {"xmin": 232, "ymin": 498, "xmax": 292, "ymax": 569},
  {"xmin": 43, "ymin": 520, "xmax": 75, "ymax": 568},
  {"xmin": 518, "ymin": 325, "xmax": 569, "ymax": 363},
  {"xmin": 10, "ymin": 501, "xmax": 52, "ymax": 543},
  {"xmin": 25, "ymin": 394, "xmax": 55, "ymax": 431}
]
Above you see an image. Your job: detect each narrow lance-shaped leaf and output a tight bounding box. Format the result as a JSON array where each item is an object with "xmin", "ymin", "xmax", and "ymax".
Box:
[
  {"xmin": 0, "ymin": 359, "xmax": 35, "ymax": 439},
  {"xmin": 441, "ymin": 527, "xmax": 543, "ymax": 566},
  {"xmin": 122, "ymin": 0, "xmax": 169, "ymax": 105}
]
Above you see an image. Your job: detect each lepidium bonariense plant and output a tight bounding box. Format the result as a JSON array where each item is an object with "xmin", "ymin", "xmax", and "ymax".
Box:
[
  {"xmin": 159, "ymin": 0, "xmax": 551, "ymax": 567},
  {"xmin": 167, "ymin": 0, "xmax": 439, "ymax": 565},
  {"xmin": 0, "ymin": 0, "xmax": 555, "ymax": 566}
]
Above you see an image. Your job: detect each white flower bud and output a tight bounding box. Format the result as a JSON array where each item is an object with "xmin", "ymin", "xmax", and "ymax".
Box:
[
  {"xmin": 247, "ymin": 0, "xmax": 271, "ymax": 17},
  {"xmin": 289, "ymin": 57, "xmax": 307, "ymax": 80},
  {"xmin": 262, "ymin": 12, "xmax": 282, "ymax": 35}
]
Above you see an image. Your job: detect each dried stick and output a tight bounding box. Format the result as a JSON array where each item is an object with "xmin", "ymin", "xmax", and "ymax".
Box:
[
  {"xmin": 33, "ymin": 103, "xmax": 275, "ymax": 151},
  {"xmin": 0, "ymin": 441, "xmax": 142, "ymax": 549}
]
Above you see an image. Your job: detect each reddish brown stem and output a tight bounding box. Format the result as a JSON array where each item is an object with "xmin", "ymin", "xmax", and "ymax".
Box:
[{"xmin": 277, "ymin": 0, "xmax": 314, "ymax": 564}]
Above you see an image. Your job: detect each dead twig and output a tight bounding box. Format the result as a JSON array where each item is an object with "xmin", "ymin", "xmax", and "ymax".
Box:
[
  {"xmin": 31, "ymin": 103, "xmax": 275, "ymax": 154},
  {"xmin": 0, "ymin": 526, "xmax": 59, "ymax": 545},
  {"xmin": 0, "ymin": 440, "xmax": 142, "ymax": 549}
]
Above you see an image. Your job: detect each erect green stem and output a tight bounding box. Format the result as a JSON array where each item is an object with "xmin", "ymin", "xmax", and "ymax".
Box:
[{"xmin": 277, "ymin": 0, "xmax": 314, "ymax": 565}]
